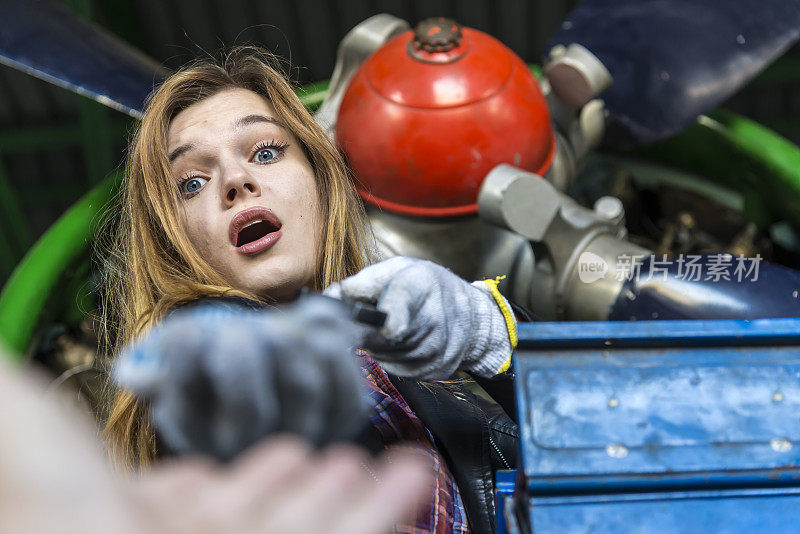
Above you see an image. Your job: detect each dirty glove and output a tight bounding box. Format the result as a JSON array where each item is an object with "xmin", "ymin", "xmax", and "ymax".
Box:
[
  {"xmin": 113, "ymin": 295, "xmax": 370, "ymax": 462},
  {"xmin": 324, "ymin": 257, "xmax": 517, "ymax": 380}
]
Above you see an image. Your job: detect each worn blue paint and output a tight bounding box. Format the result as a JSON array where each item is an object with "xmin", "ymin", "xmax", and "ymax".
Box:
[
  {"xmin": 529, "ymin": 487, "xmax": 800, "ymax": 533},
  {"xmin": 495, "ymin": 470, "xmax": 516, "ymax": 534},
  {"xmin": 549, "ymin": 0, "xmax": 800, "ymax": 146},
  {"xmin": 509, "ymin": 318, "xmax": 800, "ymax": 532},
  {"xmin": 517, "ymin": 318, "xmax": 800, "ymax": 349},
  {"xmin": 0, "ymin": 0, "xmax": 167, "ymax": 118}
]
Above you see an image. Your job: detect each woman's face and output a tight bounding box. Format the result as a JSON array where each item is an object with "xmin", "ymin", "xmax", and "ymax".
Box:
[{"xmin": 167, "ymin": 88, "xmax": 321, "ymax": 300}]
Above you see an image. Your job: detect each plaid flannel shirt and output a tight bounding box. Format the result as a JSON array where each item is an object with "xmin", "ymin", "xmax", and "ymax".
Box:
[{"xmin": 356, "ymin": 349, "xmax": 471, "ymax": 534}]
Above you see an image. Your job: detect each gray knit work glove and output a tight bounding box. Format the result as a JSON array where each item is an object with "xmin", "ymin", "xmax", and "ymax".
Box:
[
  {"xmin": 112, "ymin": 295, "xmax": 370, "ymax": 462},
  {"xmin": 324, "ymin": 257, "xmax": 516, "ymax": 380}
]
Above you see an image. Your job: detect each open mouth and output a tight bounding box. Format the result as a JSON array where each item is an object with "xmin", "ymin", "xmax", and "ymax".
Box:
[
  {"xmin": 236, "ymin": 219, "xmax": 281, "ymax": 246},
  {"xmin": 229, "ymin": 206, "xmax": 283, "ymax": 254}
]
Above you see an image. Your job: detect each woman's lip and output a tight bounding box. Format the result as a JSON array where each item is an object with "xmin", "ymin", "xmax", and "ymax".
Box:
[
  {"xmin": 229, "ymin": 206, "xmax": 283, "ymax": 247},
  {"xmin": 236, "ymin": 228, "xmax": 282, "ymax": 255}
]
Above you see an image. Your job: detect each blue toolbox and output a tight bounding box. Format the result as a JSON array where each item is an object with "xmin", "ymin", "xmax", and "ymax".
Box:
[{"xmin": 497, "ymin": 318, "xmax": 800, "ymax": 533}]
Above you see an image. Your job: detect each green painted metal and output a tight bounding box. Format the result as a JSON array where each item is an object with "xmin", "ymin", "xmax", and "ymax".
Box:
[
  {"xmin": 638, "ymin": 109, "xmax": 800, "ymax": 229},
  {"xmin": 753, "ymin": 118, "xmax": 800, "ymax": 146},
  {"xmin": 296, "ymin": 81, "xmax": 329, "ymax": 112},
  {"xmin": 0, "ymin": 173, "xmax": 120, "ymax": 359}
]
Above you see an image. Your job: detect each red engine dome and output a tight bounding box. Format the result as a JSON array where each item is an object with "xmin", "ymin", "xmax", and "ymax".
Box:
[{"xmin": 336, "ymin": 17, "xmax": 556, "ymax": 217}]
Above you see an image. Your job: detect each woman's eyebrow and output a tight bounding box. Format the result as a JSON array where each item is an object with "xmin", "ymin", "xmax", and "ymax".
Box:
[
  {"xmin": 168, "ymin": 143, "xmax": 194, "ymax": 163},
  {"xmin": 234, "ymin": 114, "xmax": 286, "ymax": 131}
]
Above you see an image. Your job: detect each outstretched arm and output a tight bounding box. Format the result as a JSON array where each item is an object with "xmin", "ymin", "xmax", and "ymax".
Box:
[{"xmin": 0, "ymin": 347, "xmax": 431, "ymax": 534}]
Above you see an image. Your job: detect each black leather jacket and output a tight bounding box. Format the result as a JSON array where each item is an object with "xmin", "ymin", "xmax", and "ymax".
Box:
[
  {"xmin": 390, "ymin": 373, "xmax": 518, "ymax": 534},
  {"xmin": 387, "ymin": 299, "xmax": 534, "ymax": 534}
]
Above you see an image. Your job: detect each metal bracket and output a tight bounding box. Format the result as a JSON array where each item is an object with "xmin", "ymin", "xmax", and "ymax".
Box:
[
  {"xmin": 314, "ymin": 14, "xmax": 410, "ymax": 137},
  {"xmin": 478, "ymin": 164, "xmax": 649, "ymax": 320}
]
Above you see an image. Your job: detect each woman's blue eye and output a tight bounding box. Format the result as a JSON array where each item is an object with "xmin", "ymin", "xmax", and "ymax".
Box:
[
  {"xmin": 181, "ymin": 176, "xmax": 208, "ymax": 195},
  {"xmin": 255, "ymin": 147, "xmax": 278, "ymax": 163}
]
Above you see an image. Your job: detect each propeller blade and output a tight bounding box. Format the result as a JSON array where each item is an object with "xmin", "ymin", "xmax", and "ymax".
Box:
[
  {"xmin": 548, "ymin": 0, "xmax": 800, "ymax": 146},
  {"xmin": 0, "ymin": 0, "xmax": 168, "ymax": 118}
]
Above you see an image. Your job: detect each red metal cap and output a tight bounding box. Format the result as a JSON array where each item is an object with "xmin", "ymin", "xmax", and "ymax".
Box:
[{"xmin": 336, "ymin": 21, "xmax": 555, "ymax": 217}]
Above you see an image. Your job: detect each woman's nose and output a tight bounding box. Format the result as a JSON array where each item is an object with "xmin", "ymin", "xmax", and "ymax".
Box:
[{"xmin": 221, "ymin": 166, "xmax": 260, "ymax": 206}]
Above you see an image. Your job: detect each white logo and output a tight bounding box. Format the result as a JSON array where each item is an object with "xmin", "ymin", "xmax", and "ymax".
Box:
[{"xmin": 578, "ymin": 252, "xmax": 609, "ymax": 283}]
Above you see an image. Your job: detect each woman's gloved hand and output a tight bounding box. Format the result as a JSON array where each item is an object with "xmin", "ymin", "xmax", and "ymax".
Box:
[
  {"xmin": 324, "ymin": 257, "xmax": 517, "ymax": 380},
  {"xmin": 112, "ymin": 295, "xmax": 370, "ymax": 462}
]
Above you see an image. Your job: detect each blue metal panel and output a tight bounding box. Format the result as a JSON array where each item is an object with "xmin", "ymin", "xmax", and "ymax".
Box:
[
  {"xmin": 513, "ymin": 318, "xmax": 800, "ymax": 532},
  {"xmin": 515, "ymin": 319, "xmax": 800, "ymax": 494},
  {"xmin": 529, "ymin": 487, "xmax": 800, "ymax": 533},
  {"xmin": 517, "ymin": 318, "xmax": 800, "ymax": 349}
]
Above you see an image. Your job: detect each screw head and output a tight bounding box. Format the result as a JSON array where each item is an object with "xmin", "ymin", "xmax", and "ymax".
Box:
[
  {"xmin": 606, "ymin": 443, "xmax": 628, "ymax": 458},
  {"xmin": 771, "ymin": 437, "xmax": 792, "ymax": 453}
]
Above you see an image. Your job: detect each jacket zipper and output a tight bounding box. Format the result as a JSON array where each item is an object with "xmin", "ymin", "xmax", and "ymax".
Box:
[{"xmin": 488, "ymin": 433, "xmax": 511, "ymax": 470}]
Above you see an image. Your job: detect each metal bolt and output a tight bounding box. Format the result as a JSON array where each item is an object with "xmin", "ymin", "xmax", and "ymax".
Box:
[
  {"xmin": 606, "ymin": 443, "xmax": 628, "ymax": 458},
  {"xmin": 773, "ymin": 392, "xmax": 784, "ymax": 403},
  {"xmin": 608, "ymin": 397, "xmax": 619, "ymax": 408},
  {"xmin": 771, "ymin": 438, "xmax": 792, "ymax": 453},
  {"xmin": 594, "ymin": 196, "xmax": 625, "ymax": 223},
  {"xmin": 550, "ymin": 44, "xmax": 567, "ymax": 58}
]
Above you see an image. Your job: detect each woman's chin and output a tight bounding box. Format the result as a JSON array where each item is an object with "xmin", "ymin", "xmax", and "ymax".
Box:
[{"xmin": 236, "ymin": 273, "xmax": 310, "ymax": 303}]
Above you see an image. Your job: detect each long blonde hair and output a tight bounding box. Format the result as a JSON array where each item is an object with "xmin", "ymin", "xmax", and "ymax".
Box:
[{"xmin": 101, "ymin": 47, "xmax": 372, "ymax": 468}]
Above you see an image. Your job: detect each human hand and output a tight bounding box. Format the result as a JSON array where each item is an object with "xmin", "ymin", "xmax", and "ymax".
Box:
[
  {"xmin": 324, "ymin": 256, "xmax": 516, "ymax": 379},
  {"xmin": 130, "ymin": 436, "xmax": 432, "ymax": 534},
  {"xmin": 0, "ymin": 355, "xmax": 144, "ymax": 534},
  {"xmin": 113, "ymin": 294, "xmax": 370, "ymax": 461}
]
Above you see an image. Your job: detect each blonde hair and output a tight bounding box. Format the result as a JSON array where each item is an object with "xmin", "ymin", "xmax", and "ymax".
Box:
[{"xmin": 101, "ymin": 47, "xmax": 372, "ymax": 468}]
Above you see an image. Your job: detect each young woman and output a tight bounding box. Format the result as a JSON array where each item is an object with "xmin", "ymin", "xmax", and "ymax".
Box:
[{"xmin": 103, "ymin": 46, "xmax": 519, "ymax": 534}]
